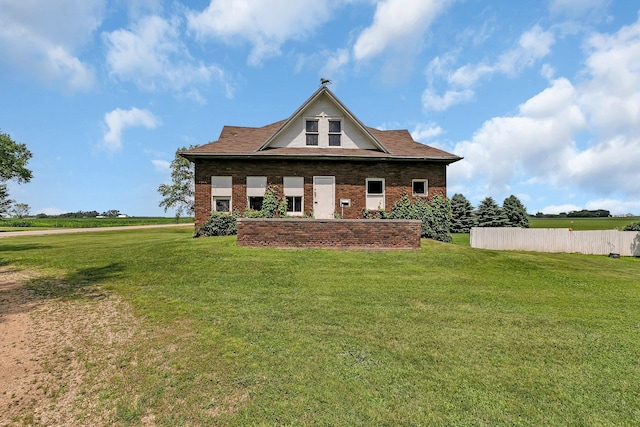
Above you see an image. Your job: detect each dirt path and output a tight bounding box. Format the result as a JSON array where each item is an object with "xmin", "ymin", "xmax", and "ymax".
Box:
[
  {"xmin": 0, "ymin": 223, "xmax": 191, "ymax": 238},
  {"xmin": 0, "ymin": 266, "xmax": 141, "ymax": 426}
]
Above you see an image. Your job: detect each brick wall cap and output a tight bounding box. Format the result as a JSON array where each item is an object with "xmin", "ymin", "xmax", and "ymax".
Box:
[{"xmin": 237, "ymin": 218, "xmax": 422, "ymax": 224}]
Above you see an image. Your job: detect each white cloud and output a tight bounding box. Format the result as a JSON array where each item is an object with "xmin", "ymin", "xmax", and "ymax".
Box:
[
  {"xmin": 152, "ymin": 159, "xmax": 171, "ymax": 172},
  {"xmin": 585, "ymin": 199, "xmax": 640, "ymax": 216},
  {"xmin": 422, "ymin": 88, "xmax": 474, "ymax": 111},
  {"xmin": 541, "ymin": 204, "xmax": 583, "ymax": 215},
  {"xmin": 549, "ymin": 0, "xmax": 609, "ymax": 18},
  {"xmin": 39, "ymin": 207, "xmax": 66, "ymax": 216},
  {"xmin": 449, "ymin": 25, "xmax": 555, "ymax": 88},
  {"xmin": 321, "ymin": 49, "xmax": 350, "ymax": 79},
  {"xmin": 0, "ymin": 0, "xmax": 104, "ymax": 91},
  {"xmin": 411, "ymin": 122, "xmax": 444, "ymax": 142},
  {"xmin": 104, "ymin": 15, "xmax": 231, "ymax": 97},
  {"xmin": 450, "ymin": 16, "xmax": 640, "ymax": 207},
  {"xmin": 102, "ymin": 108, "xmax": 160, "ymax": 152},
  {"xmin": 187, "ymin": 0, "xmax": 336, "ymax": 66},
  {"xmin": 450, "ymin": 77, "xmax": 586, "ymax": 191},
  {"xmin": 353, "ymin": 0, "xmax": 449, "ymax": 61},
  {"xmin": 424, "ymin": 25, "xmax": 555, "ymax": 111}
]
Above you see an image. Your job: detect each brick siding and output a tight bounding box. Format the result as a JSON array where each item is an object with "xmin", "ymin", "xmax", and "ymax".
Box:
[
  {"xmin": 237, "ymin": 218, "xmax": 422, "ymax": 249},
  {"xmin": 194, "ymin": 158, "xmax": 448, "ymax": 228}
]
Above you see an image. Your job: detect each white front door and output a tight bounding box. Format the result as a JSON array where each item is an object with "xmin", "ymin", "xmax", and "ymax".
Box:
[{"xmin": 313, "ymin": 176, "xmax": 335, "ymax": 219}]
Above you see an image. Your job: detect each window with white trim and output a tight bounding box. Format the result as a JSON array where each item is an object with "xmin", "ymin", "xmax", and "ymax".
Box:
[
  {"xmin": 328, "ymin": 120, "xmax": 341, "ymax": 146},
  {"xmin": 283, "ymin": 176, "xmax": 304, "ymax": 216},
  {"xmin": 211, "ymin": 176, "xmax": 232, "ymax": 213},
  {"xmin": 246, "ymin": 176, "xmax": 267, "ymax": 211},
  {"xmin": 366, "ymin": 178, "xmax": 385, "ymax": 210},
  {"xmin": 305, "ymin": 120, "xmax": 319, "ymax": 146},
  {"xmin": 412, "ymin": 179, "xmax": 428, "ymax": 197}
]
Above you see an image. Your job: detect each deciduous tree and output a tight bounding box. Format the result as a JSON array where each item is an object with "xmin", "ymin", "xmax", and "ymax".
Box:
[
  {"xmin": 158, "ymin": 146, "xmax": 197, "ymax": 219},
  {"xmin": 1, "ymin": 130, "xmax": 32, "ymax": 184},
  {"xmin": 0, "ymin": 184, "xmax": 13, "ymax": 216},
  {"xmin": 0, "ymin": 130, "xmax": 32, "ymax": 216},
  {"xmin": 11, "ymin": 203, "xmax": 30, "ymax": 218}
]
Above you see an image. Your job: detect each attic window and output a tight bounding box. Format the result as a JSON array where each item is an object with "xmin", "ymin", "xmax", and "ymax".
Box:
[
  {"xmin": 328, "ymin": 120, "xmax": 341, "ymax": 146},
  {"xmin": 305, "ymin": 120, "xmax": 318, "ymax": 146}
]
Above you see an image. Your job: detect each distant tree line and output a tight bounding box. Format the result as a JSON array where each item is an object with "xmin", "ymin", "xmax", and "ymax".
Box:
[
  {"xmin": 534, "ymin": 209, "xmax": 610, "ymax": 218},
  {"xmin": 450, "ymin": 194, "xmax": 530, "ymax": 233},
  {"xmin": 35, "ymin": 209, "xmax": 123, "ymax": 218}
]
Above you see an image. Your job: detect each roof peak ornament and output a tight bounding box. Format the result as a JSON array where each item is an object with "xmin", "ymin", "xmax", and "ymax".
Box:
[{"xmin": 320, "ymin": 78, "xmax": 332, "ymax": 87}]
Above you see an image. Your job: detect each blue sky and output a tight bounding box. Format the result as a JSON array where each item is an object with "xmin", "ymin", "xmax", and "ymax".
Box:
[{"xmin": 1, "ymin": 0, "xmax": 639, "ymax": 216}]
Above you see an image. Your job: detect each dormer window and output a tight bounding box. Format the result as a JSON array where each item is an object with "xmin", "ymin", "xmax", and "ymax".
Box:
[
  {"xmin": 305, "ymin": 120, "xmax": 319, "ymax": 146},
  {"xmin": 328, "ymin": 120, "xmax": 341, "ymax": 146}
]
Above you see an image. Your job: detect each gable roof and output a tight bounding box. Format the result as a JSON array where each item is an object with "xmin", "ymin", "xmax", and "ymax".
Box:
[
  {"xmin": 181, "ymin": 87, "xmax": 462, "ymax": 164},
  {"xmin": 257, "ymin": 86, "xmax": 390, "ymax": 154}
]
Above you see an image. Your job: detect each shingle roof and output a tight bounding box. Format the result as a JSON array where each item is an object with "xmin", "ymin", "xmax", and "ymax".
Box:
[
  {"xmin": 181, "ymin": 121, "xmax": 461, "ymax": 163},
  {"xmin": 181, "ymin": 87, "xmax": 461, "ymax": 163}
]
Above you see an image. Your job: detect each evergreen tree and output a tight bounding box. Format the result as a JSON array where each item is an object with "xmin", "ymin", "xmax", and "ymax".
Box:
[
  {"xmin": 450, "ymin": 193, "xmax": 476, "ymax": 233},
  {"xmin": 502, "ymin": 195, "xmax": 530, "ymax": 228},
  {"xmin": 476, "ymin": 197, "xmax": 508, "ymax": 227}
]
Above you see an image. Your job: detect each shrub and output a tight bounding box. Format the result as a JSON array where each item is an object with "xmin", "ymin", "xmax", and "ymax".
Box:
[
  {"xmin": 423, "ymin": 194, "xmax": 452, "ymax": 243},
  {"xmin": 260, "ymin": 185, "xmax": 280, "ymax": 218},
  {"xmin": 194, "ymin": 211, "xmax": 238, "ymax": 237},
  {"xmin": 385, "ymin": 193, "xmax": 452, "ymax": 243},
  {"xmin": 623, "ymin": 222, "xmax": 640, "ymax": 231},
  {"xmin": 5, "ymin": 220, "xmax": 32, "ymax": 228}
]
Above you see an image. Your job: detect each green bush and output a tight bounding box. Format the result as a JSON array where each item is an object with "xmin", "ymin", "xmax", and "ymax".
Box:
[
  {"xmin": 623, "ymin": 222, "xmax": 640, "ymax": 231},
  {"xmin": 261, "ymin": 185, "xmax": 280, "ymax": 218},
  {"xmin": 4, "ymin": 220, "xmax": 32, "ymax": 227},
  {"xmin": 194, "ymin": 212, "xmax": 238, "ymax": 237},
  {"xmin": 379, "ymin": 193, "xmax": 452, "ymax": 243}
]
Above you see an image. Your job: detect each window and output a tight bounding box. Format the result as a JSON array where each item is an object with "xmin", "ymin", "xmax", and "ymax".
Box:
[
  {"xmin": 328, "ymin": 120, "xmax": 341, "ymax": 146},
  {"xmin": 306, "ymin": 120, "xmax": 318, "ymax": 146},
  {"xmin": 367, "ymin": 179, "xmax": 384, "ymax": 195},
  {"xmin": 283, "ymin": 176, "xmax": 304, "ymax": 215},
  {"xmin": 213, "ymin": 197, "xmax": 231, "ymax": 212},
  {"xmin": 248, "ymin": 197, "xmax": 263, "ymax": 211},
  {"xmin": 366, "ymin": 178, "xmax": 385, "ymax": 210},
  {"xmin": 287, "ymin": 196, "xmax": 303, "ymax": 213},
  {"xmin": 412, "ymin": 179, "xmax": 428, "ymax": 196},
  {"xmin": 211, "ymin": 176, "xmax": 232, "ymax": 212},
  {"xmin": 247, "ymin": 176, "xmax": 267, "ymax": 211}
]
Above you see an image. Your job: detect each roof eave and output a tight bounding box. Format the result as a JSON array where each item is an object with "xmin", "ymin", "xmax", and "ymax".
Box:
[{"xmin": 180, "ymin": 152, "xmax": 462, "ymax": 164}]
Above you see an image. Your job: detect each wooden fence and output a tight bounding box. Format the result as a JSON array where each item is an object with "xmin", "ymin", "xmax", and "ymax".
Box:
[{"xmin": 470, "ymin": 227, "xmax": 640, "ymax": 256}]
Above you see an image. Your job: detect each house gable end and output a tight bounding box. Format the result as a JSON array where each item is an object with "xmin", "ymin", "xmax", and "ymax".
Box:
[{"xmin": 258, "ymin": 87, "xmax": 390, "ymax": 153}]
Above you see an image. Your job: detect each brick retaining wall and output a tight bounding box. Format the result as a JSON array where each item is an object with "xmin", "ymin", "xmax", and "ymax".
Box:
[{"xmin": 237, "ymin": 218, "xmax": 421, "ymax": 249}]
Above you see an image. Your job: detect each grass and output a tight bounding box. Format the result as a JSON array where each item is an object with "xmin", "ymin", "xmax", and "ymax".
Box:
[
  {"xmin": 529, "ymin": 216, "xmax": 640, "ymax": 230},
  {"xmin": 2, "ymin": 227, "xmax": 640, "ymax": 425},
  {"xmin": 0, "ymin": 216, "xmax": 193, "ymax": 231}
]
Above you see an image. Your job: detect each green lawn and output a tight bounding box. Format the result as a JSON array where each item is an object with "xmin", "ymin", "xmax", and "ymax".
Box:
[
  {"xmin": 2, "ymin": 228, "xmax": 639, "ymax": 425},
  {"xmin": 529, "ymin": 216, "xmax": 640, "ymax": 230},
  {"xmin": 0, "ymin": 216, "xmax": 193, "ymax": 231}
]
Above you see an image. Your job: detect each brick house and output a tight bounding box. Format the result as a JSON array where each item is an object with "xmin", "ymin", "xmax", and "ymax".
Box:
[{"xmin": 181, "ymin": 86, "xmax": 462, "ymax": 228}]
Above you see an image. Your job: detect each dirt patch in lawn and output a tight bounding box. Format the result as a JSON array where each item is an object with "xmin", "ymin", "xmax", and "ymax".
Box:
[{"xmin": 0, "ymin": 265, "xmax": 142, "ymax": 426}]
